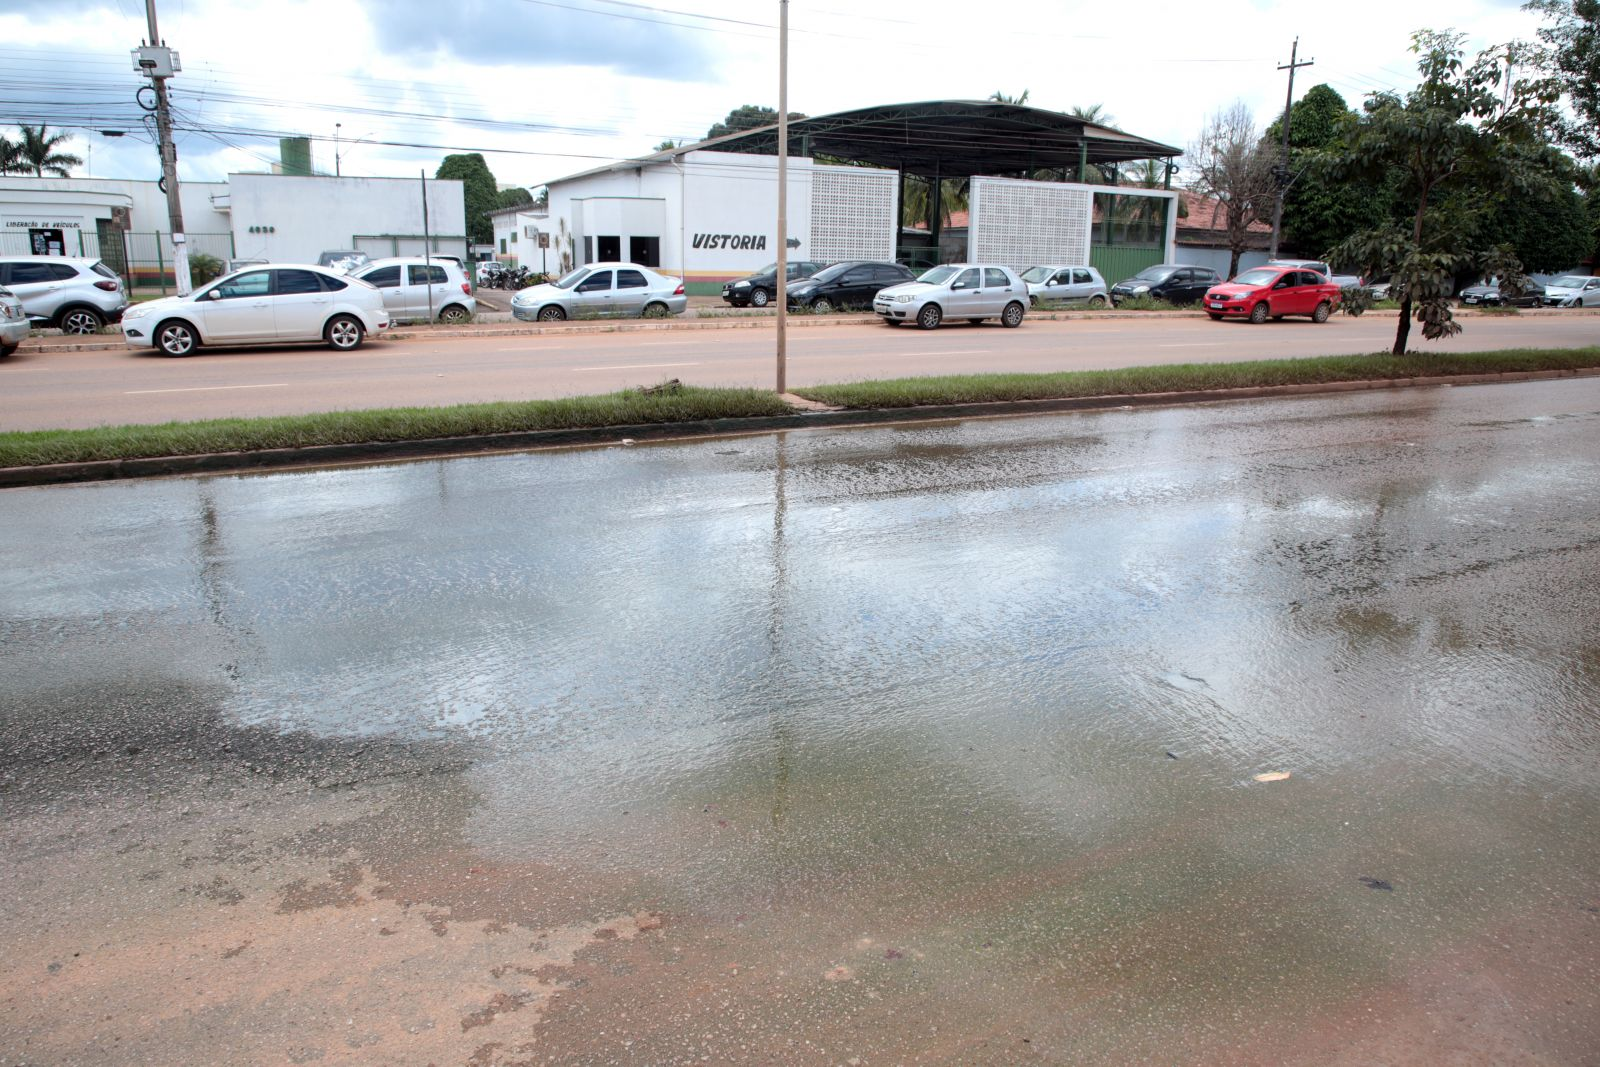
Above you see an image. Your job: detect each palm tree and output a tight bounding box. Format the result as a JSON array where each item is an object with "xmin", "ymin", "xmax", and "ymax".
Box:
[
  {"xmin": 653, "ymin": 139, "xmax": 680, "ymax": 153},
  {"xmin": 0, "ymin": 131, "xmax": 26, "ymax": 175},
  {"xmin": 989, "ymin": 89, "xmax": 1030, "ymax": 105},
  {"xmin": 1070, "ymin": 104, "xmax": 1116, "ymax": 127},
  {"xmin": 16, "ymin": 124, "xmax": 82, "ymax": 177}
]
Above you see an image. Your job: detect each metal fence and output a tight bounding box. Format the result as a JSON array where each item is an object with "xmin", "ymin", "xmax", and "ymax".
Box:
[
  {"xmin": 0, "ymin": 230, "xmax": 236, "ymax": 293},
  {"xmin": 352, "ymin": 233, "xmax": 470, "ymax": 264}
]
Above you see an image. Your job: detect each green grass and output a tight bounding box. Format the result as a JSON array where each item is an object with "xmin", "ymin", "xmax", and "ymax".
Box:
[
  {"xmin": 792, "ymin": 347, "xmax": 1600, "ymax": 409},
  {"xmin": 1108, "ymin": 295, "xmax": 1180, "ymax": 311},
  {"xmin": 0, "ymin": 386, "xmax": 792, "ymax": 468}
]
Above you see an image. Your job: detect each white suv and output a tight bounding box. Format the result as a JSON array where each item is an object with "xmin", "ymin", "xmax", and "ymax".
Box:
[
  {"xmin": 0, "ymin": 256, "xmax": 129, "ymax": 334},
  {"xmin": 874, "ymin": 264, "xmax": 1028, "ymax": 329}
]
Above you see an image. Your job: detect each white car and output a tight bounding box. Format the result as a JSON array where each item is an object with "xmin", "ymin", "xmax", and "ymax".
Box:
[
  {"xmin": 353, "ymin": 257, "xmax": 476, "ymax": 324},
  {"xmin": 1541, "ymin": 274, "xmax": 1600, "ymax": 308},
  {"xmin": 120, "ymin": 264, "xmax": 391, "ymax": 357},
  {"xmin": 0, "ymin": 285, "xmax": 28, "ymax": 357},
  {"xmin": 873, "ymin": 264, "xmax": 1028, "ymax": 329}
]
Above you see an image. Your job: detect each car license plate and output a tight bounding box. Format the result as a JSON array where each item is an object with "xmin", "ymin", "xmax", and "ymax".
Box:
[{"xmin": 1209, "ymin": 302, "xmax": 1224, "ymax": 309}]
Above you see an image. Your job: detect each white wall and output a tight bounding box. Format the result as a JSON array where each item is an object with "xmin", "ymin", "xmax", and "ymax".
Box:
[
  {"xmin": 0, "ymin": 175, "xmax": 228, "ymax": 256},
  {"xmin": 226, "ymin": 174, "xmax": 466, "ymax": 264}
]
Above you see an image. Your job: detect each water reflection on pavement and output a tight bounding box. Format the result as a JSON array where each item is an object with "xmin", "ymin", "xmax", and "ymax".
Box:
[{"xmin": 3, "ymin": 379, "xmax": 1599, "ymax": 1065}]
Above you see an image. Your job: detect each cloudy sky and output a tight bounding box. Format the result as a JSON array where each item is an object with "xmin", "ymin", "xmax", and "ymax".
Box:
[{"xmin": 0, "ymin": 0, "xmax": 1548, "ymax": 190}]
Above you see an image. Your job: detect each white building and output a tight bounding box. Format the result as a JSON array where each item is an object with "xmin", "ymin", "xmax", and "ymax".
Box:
[{"xmin": 0, "ymin": 173, "xmax": 465, "ymax": 287}]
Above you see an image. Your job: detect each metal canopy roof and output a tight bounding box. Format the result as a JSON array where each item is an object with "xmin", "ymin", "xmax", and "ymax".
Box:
[
  {"xmin": 688, "ymin": 100, "xmax": 1180, "ymax": 179},
  {"xmin": 544, "ymin": 100, "xmax": 1181, "ymax": 187}
]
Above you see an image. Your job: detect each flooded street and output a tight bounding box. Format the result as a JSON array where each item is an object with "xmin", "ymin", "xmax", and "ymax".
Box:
[{"xmin": 4, "ymin": 378, "xmax": 1599, "ymax": 1065}]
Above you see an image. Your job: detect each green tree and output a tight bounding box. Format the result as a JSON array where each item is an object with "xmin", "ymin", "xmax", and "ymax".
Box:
[
  {"xmin": 1265, "ymin": 85, "xmax": 1393, "ymax": 262},
  {"xmin": 16, "ymin": 124, "xmax": 81, "ymax": 177},
  {"xmin": 1328, "ymin": 30, "xmax": 1573, "ymax": 354},
  {"xmin": 0, "ymin": 131, "xmax": 25, "ymax": 174},
  {"xmin": 495, "ymin": 187, "xmax": 533, "ymax": 212},
  {"xmin": 1487, "ymin": 181, "xmax": 1595, "ymax": 270},
  {"xmin": 436, "ymin": 153, "xmax": 498, "ymax": 245},
  {"xmin": 989, "ymin": 89, "xmax": 1030, "ymax": 105},
  {"xmin": 705, "ymin": 105, "xmax": 805, "ymax": 141},
  {"xmin": 1525, "ymin": 0, "xmax": 1600, "ymax": 159},
  {"xmin": 1070, "ymin": 104, "xmax": 1115, "ymax": 126},
  {"xmin": 654, "ymin": 139, "xmax": 680, "ymax": 152}
]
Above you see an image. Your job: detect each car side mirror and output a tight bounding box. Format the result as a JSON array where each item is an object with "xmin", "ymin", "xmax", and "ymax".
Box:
[
  {"xmin": 207, "ymin": 290, "xmax": 222, "ymax": 300},
  {"xmin": 1045, "ymin": 279, "xmax": 1057, "ymax": 287}
]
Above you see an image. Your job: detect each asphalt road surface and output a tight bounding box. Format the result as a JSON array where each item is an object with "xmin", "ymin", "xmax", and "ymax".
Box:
[{"xmin": 3, "ymin": 313, "xmax": 1597, "ymax": 431}]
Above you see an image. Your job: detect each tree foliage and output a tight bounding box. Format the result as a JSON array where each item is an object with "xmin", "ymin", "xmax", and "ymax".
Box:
[
  {"xmin": 11, "ymin": 124, "xmax": 81, "ymax": 177},
  {"xmin": 1326, "ymin": 30, "xmax": 1572, "ymax": 354},
  {"xmin": 1265, "ymin": 85, "xmax": 1393, "ymax": 258},
  {"xmin": 989, "ymin": 89, "xmax": 1030, "ymax": 105},
  {"xmin": 705, "ymin": 105, "xmax": 805, "ymax": 141},
  {"xmin": 436, "ymin": 153, "xmax": 498, "ymax": 245},
  {"xmin": 1525, "ymin": 0, "xmax": 1600, "ymax": 159},
  {"xmin": 1186, "ymin": 102, "xmax": 1277, "ymax": 277},
  {"xmin": 495, "ymin": 187, "xmax": 533, "ymax": 212}
]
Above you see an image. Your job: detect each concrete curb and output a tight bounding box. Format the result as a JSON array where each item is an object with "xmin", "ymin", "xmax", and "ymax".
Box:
[{"xmin": 4, "ymin": 366, "xmax": 1597, "ymax": 489}]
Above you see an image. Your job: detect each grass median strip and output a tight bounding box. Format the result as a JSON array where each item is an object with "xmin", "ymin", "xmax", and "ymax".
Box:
[
  {"xmin": 0, "ymin": 387, "xmax": 793, "ymax": 468},
  {"xmin": 792, "ymin": 347, "xmax": 1600, "ymax": 409}
]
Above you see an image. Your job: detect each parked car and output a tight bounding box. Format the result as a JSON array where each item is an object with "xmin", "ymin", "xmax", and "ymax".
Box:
[
  {"xmin": 1109, "ymin": 264, "xmax": 1221, "ymax": 306},
  {"xmin": 1328, "ymin": 272, "xmax": 1363, "ymax": 289},
  {"xmin": 0, "ymin": 255, "xmax": 128, "ymax": 334},
  {"xmin": 1204, "ymin": 265, "xmax": 1342, "ymax": 323},
  {"xmin": 1267, "ymin": 258, "xmax": 1333, "ymax": 279},
  {"xmin": 721, "ymin": 260, "xmax": 828, "ymax": 307},
  {"xmin": 316, "ymin": 249, "xmax": 371, "ymax": 274},
  {"xmin": 785, "ymin": 261, "xmax": 915, "ymax": 311},
  {"xmin": 120, "ymin": 264, "xmax": 390, "ymax": 357},
  {"xmin": 1458, "ymin": 279, "xmax": 1545, "ymax": 307},
  {"xmin": 353, "ymin": 257, "xmax": 476, "ymax": 324},
  {"xmin": 475, "ymin": 260, "xmax": 506, "ymax": 286},
  {"xmin": 1540, "ymin": 274, "xmax": 1600, "ymax": 308},
  {"xmin": 0, "ymin": 285, "xmax": 28, "ymax": 357},
  {"xmin": 1020, "ymin": 264, "xmax": 1108, "ymax": 308},
  {"xmin": 510, "ymin": 263, "xmax": 686, "ymax": 321},
  {"xmin": 873, "ymin": 263, "xmax": 1028, "ymax": 329}
]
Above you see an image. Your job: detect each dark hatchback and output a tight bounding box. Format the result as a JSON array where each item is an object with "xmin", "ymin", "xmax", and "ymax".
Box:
[
  {"xmin": 1458, "ymin": 279, "xmax": 1546, "ymax": 307},
  {"xmin": 721, "ymin": 260, "xmax": 828, "ymax": 307},
  {"xmin": 785, "ymin": 261, "xmax": 916, "ymax": 311},
  {"xmin": 1109, "ymin": 264, "xmax": 1222, "ymax": 306}
]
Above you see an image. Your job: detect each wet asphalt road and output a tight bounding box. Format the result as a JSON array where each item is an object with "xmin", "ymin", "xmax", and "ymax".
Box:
[
  {"xmin": 3, "ymin": 312, "xmax": 1598, "ymax": 430},
  {"xmin": 3, "ymin": 378, "xmax": 1599, "ymax": 1065}
]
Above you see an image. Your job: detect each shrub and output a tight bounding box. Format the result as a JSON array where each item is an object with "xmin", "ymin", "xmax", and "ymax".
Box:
[{"xmin": 188, "ymin": 253, "xmax": 224, "ymax": 287}]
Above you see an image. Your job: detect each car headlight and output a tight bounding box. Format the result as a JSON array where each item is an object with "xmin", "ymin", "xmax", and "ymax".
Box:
[
  {"xmin": 733, "ymin": 281, "xmax": 749, "ymax": 288},
  {"xmin": 1132, "ymin": 285, "xmax": 1150, "ymax": 294},
  {"xmin": 896, "ymin": 294, "xmax": 913, "ymax": 303}
]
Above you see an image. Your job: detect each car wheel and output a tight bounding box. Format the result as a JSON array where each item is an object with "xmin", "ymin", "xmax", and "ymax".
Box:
[
  {"xmin": 1207, "ymin": 313, "xmax": 1223, "ymax": 321},
  {"xmin": 58, "ymin": 306, "xmax": 104, "ymax": 334},
  {"xmin": 916, "ymin": 303, "xmax": 942, "ymax": 330},
  {"xmin": 750, "ymin": 288, "xmax": 770, "ymax": 308},
  {"xmin": 1249, "ymin": 301, "xmax": 1270, "ymax": 324},
  {"xmin": 438, "ymin": 304, "xmax": 471, "ymax": 325},
  {"xmin": 537, "ymin": 305, "xmax": 566, "ymax": 322},
  {"xmin": 155, "ymin": 319, "xmax": 198, "ymax": 357},
  {"xmin": 0, "ymin": 341, "xmax": 17, "ymax": 358},
  {"xmin": 811, "ymin": 296, "xmax": 834, "ymax": 314},
  {"xmin": 1001, "ymin": 301, "xmax": 1025, "ymax": 328},
  {"xmin": 324, "ymin": 314, "xmax": 365, "ymax": 351},
  {"xmin": 1088, "ymin": 294, "xmax": 1107, "ymax": 309},
  {"xmin": 642, "ymin": 301, "xmax": 670, "ymax": 318},
  {"xmin": 1312, "ymin": 301, "xmax": 1331, "ymax": 323}
]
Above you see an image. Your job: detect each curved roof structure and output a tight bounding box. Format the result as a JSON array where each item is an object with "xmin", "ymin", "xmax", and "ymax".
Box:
[{"xmin": 546, "ymin": 100, "xmax": 1181, "ymax": 186}]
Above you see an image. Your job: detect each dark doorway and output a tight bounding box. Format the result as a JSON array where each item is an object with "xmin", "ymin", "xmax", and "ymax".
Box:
[
  {"xmin": 628, "ymin": 236, "xmax": 660, "ymax": 267},
  {"xmin": 597, "ymin": 235, "xmax": 621, "ymax": 261}
]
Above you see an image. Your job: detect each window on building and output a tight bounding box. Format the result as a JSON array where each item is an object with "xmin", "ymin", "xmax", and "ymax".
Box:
[
  {"xmin": 628, "ymin": 236, "xmax": 660, "ymax": 267},
  {"xmin": 499, "ymin": 238, "xmax": 507, "ymax": 254},
  {"xmin": 597, "ymin": 236, "xmax": 621, "ymax": 261}
]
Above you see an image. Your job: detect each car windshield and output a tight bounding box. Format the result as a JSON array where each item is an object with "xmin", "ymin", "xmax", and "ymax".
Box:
[
  {"xmin": 551, "ymin": 268, "xmax": 589, "ymax": 289},
  {"xmin": 751, "ymin": 262, "xmax": 779, "ymax": 276},
  {"xmin": 807, "ymin": 263, "xmax": 852, "ymax": 283},
  {"xmin": 1551, "ymin": 275, "xmax": 1587, "ymax": 288},
  {"xmin": 1019, "ymin": 266, "xmax": 1054, "ymax": 283},
  {"xmin": 1132, "ymin": 266, "xmax": 1176, "ymax": 283},
  {"xmin": 918, "ymin": 266, "xmax": 961, "ymax": 285},
  {"xmin": 1233, "ymin": 268, "xmax": 1279, "ymax": 286}
]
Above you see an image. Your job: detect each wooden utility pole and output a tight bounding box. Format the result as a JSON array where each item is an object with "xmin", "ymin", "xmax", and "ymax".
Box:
[
  {"xmin": 1268, "ymin": 38, "xmax": 1313, "ymax": 260},
  {"xmin": 140, "ymin": 0, "xmax": 191, "ymax": 294},
  {"xmin": 775, "ymin": 0, "xmax": 789, "ymax": 394}
]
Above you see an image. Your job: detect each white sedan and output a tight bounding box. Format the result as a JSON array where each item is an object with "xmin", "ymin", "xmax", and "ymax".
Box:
[{"xmin": 121, "ymin": 265, "xmax": 391, "ymax": 357}]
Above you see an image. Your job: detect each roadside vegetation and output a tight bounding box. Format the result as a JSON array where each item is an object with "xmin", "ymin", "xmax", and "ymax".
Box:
[
  {"xmin": 0, "ymin": 387, "xmax": 791, "ymax": 468},
  {"xmin": 792, "ymin": 347, "xmax": 1600, "ymax": 408}
]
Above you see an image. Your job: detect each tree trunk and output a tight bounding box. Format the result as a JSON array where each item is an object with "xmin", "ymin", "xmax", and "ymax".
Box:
[
  {"xmin": 1228, "ymin": 247, "xmax": 1241, "ymax": 279},
  {"xmin": 1394, "ymin": 297, "xmax": 1411, "ymax": 355}
]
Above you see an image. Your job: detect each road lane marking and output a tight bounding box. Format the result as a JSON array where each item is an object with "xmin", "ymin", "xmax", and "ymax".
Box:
[
  {"xmin": 639, "ymin": 341, "xmax": 698, "ymax": 346},
  {"xmin": 1157, "ymin": 343, "xmax": 1226, "ymax": 348},
  {"xmin": 572, "ymin": 361, "xmax": 704, "ymax": 371},
  {"xmin": 126, "ymin": 383, "xmax": 290, "ymax": 394}
]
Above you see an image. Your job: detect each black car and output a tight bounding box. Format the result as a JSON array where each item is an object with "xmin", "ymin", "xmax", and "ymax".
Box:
[
  {"xmin": 786, "ymin": 261, "xmax": 916, "ymax": 311},
  {"xmin": 721, "ymin": 260, "xmax": 828, "ymax": 307},
  {"xmin": 1458, "ymin": 279, "xmax": 1545, "ymax": 307},
  {"xmin": 1109, "ymin": 264, "xmax": 1222, "ymax": 306}
]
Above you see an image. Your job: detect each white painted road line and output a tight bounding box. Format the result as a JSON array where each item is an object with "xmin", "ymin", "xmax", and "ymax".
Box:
[
  {"xmin": 126, "ymin": 383, "xmax": 290, "ymax": 394},
  {"xmin": 571, "ymin": 362, "xmax": 704, "ymax": 372},
  {"xmin": 639, "ymin": 341, "xmax": 698, "ymax": 346},
  {"xmin": 1157, "ymin": 343, "xmax": 1226, "ymax": 348}
]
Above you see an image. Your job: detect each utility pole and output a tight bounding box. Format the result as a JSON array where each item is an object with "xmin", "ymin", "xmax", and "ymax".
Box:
[
  {"xmin": 135, "ymin": 0, "xmax": 190, "ymax": 294},
  {"xmin": 775, "ymin": 0, "xmax": 789, "ymax": 395},
  {"xmin": 1268, "ymin": 37, "xmax": 1313, "ymax": 260},
  {"xmin": 335, "ymin": 123, "xmax": 342, "ymax": 177}
]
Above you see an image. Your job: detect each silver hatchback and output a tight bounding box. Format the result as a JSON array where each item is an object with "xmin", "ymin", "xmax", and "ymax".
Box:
[
  {"xmin": 1021, "ymin": 264, "xmax": 1109, "ymax": 308},
  {"xmin": 511, "ymin": 263, "xmax": 687, "ymax": 321},
  {"xmin": 873, "ymin": 264, "xmax": 1028, "ymax": 329}
]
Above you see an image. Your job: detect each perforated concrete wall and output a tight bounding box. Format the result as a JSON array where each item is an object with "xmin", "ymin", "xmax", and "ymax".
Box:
[
  {"xmin": 809, "ymin": 165, "xmax": 897, "ymax": 263},
  {"xmin": 969, "ymin": 178, "xmax": 1092, "ymax": 268}
]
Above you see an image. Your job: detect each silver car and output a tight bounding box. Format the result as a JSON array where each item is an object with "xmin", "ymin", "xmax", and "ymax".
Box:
[
  {"xmin": 353, "ymin": 257, "xmax": 477, "ymax": 324},
  {"xmin": 1541, "ymin": 274, "xmax": 1600, "ymax": 308},
  {"xmin": 511, "ymin": 263, "xmax": 687, "ymax": 321},
  {"xmin": 1021, "ymin": 264, "xmax": 1109, "ymax": 308},
  {"xmin": 0, "ymin": 255, "xmax": 129, "ymax": 333},
  {"xmin": 0, "ymin": 285, "xmax": 28, "ymax": 357},
  {"xmin": 873, "ymin": 264, "xmax": 1028, "ymax": 329}
]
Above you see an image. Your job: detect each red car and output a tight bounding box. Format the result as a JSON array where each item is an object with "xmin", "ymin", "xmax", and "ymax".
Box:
[{"xmin": 1204, "ymin": 266, "xmax": 1342, "ymax": 323}]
